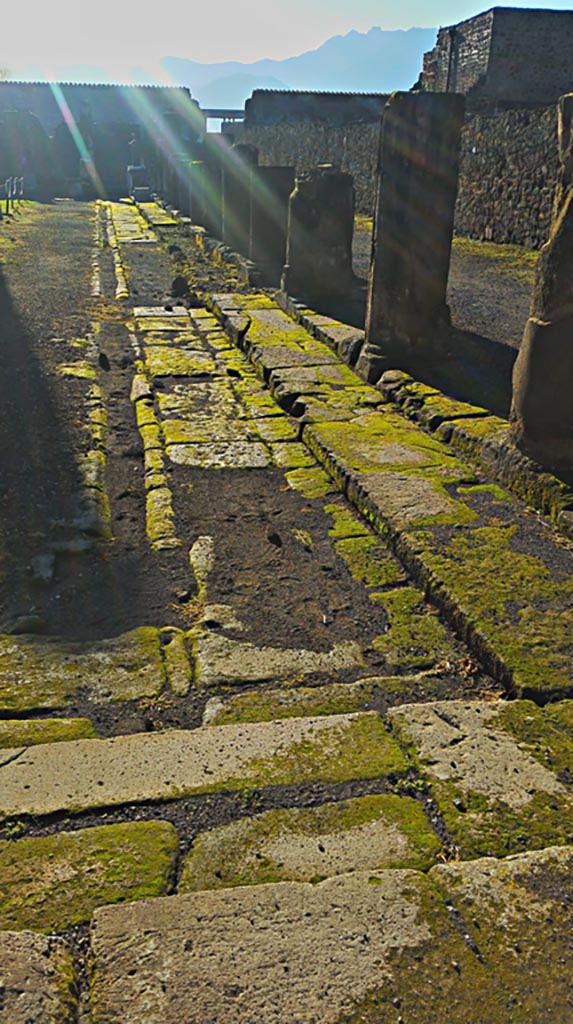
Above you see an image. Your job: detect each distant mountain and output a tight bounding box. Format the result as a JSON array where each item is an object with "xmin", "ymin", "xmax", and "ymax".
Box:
[
  {"xmin": 3, "ymin": 26, "xmax": 437, "ymax": 107},
  {"xmin": 161, "ymin": 26, "xmax": 437, "ymax": 108}
]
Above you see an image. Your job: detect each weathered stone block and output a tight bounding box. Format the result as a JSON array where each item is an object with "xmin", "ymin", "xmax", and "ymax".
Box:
[{"xmin": 282, "ymin": 163, "xmax": 355, "ymax": 301}]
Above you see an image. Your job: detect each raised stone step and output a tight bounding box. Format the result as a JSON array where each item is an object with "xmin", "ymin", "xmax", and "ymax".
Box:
[{"xmin": 0, "ymin": 712, "xmax": 406, "ymax": 820}]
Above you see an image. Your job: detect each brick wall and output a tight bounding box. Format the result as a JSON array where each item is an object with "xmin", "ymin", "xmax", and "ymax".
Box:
[
  {"xmin": 487, "ymin": 9, "xmax": 573, "ymax": 107},
  {"xmin": 421, "ymin": 11, "xmax": 494, "ymax": 95}
]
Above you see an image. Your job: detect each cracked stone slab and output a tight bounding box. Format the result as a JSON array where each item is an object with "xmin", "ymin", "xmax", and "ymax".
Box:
[
  {"xmin": 195, "ymin": 632, "xmax": 364, "ymax": 687},
  {"xmin": 0, "ymin": 628, "xmax": 165, "ymax": 712},
  {"xmin": 0, "ymin": 713, "xmax": 404, "ymax": 819},
  {"xmin": 430, "ymin": 845, "xmax": 573, "ymax": 1021},
  {"xmin": 0, "ymin": 821, "xmax": 178, "ymax": 933},
  {"xmin": 0, "ymin": 930, "xmax": 77, "ymax": 1024},
  {"xmin": 388, "ymin": 700, "xmax": 573, "ymax": 858},
  {"xmin": 180, "ymin": 794, "xmax": 441, "ymax": 890},
  {"xmin": 89, "ymin": 869, "xmax": 505, "ymax": 1024}
]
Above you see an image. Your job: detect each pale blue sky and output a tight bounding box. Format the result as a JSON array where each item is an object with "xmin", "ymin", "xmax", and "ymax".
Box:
[{"xmin": 3, "ymin": 0, "xmax": 573, "ymax": 78}]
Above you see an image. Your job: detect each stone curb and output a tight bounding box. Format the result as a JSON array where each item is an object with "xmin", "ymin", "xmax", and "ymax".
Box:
[
  {"xmin": 209, "ymin": 292, "xmax": 573, "ymax": 700},
  {"xmin": 136, "ymin": 198, "xmax": 262, "ymax": 287},
  {"xmin": 278, "ymin": 289, "xmax": 573, "ymax": 536}
]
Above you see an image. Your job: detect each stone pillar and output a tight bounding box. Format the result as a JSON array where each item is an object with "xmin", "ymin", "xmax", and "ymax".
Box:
[
  {"xmin": 250, "ymin": 165, "xmax": 295, "ymax": 282},
  {"xmin": 281, "ymin": 164, "xmax": 355, "ymax": 302},
  {"xmin": 361, "ymin": 92, "xmax": 465, "ymax": 382},
  {"xmin": 510, "ymin": 95, "xmax": 573, "ymax": 464},
  {"xmin": 202, "ymin": 150, "xmax": 224, "ymax": 239},
  {"xmin": 222, "ymin": 143, "xmax": 259, "ymax": 255},
  {"xmin": 187, "ymin": 161, "xmax": 208, "ymax": 226}
]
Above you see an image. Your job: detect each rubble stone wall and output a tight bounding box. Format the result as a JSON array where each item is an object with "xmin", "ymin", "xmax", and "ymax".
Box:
[{"xmin": 244, "ymin": 104, "xmax": 559, "ymax": 248}]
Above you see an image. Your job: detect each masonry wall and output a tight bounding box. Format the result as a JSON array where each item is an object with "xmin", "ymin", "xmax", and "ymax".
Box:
[
  {"xmin": 244, "ymin": 104, "xmax": 559, "ymax": 248},
  {"xmin": 455, "ymin": 105, "xmax": 558, "ymax": 248},
  {"xmin": 421, "ymin": 11, "xmax": 494, "ymax": 95},
  {"xmin": 487, "ymin": 9, "xmax": 573, "ymax": 107},
  {"xmin": 243, "ymin": 121, "xmax": 381, "ymax": 214}
]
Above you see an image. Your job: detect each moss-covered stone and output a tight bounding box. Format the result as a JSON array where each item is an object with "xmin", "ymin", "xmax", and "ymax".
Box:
[
  {"xmin": 335, "ymin": 536, "xmax": 406, "ymax": 588},
  {"xmin": 180, "ymin": 794, "xmax": 441, "ymax": 891},
  {"xmin": 0, "ymin": 820, "xmax": 178, "ymax": 932},
  {"xmin": 145, "ymin": 346, "xmax": 217, "ymax": 378},
  {"xmin": 0, "ymin": 718, "xmax": 97, "ymax": 749},
  {"xmin": 325, "ymin": 502, "xmax": 369, "ymax": 539},
  {"xmin": 389, "ymin": 700, "xmax": 573, "ymax": 860},
  {"xmin": 0, "ymin": 627, "xmax": 166, "ymax": 712},
  {"xmin": 269, "ymin": 442, "xmax": 316, "ymax": 469},
  {"xmin": 430, "ymin": 846, "xmax": 573, "ymax": 1022},
  {"xmin": 405, "ymin": 523, "xmax": 573, "ymax": 699},
  {"xmin": 162, "ymin": 630, "xmax": 193, "ymax": 695},
  {"xmin": 146, "ymin": 486, "xmax": 180, "ymax": 548},
  {"xmin": 231, "ymin": 712, "xmax": 408, "ymax": 790},
  {"xmin": 56, "ymin": 361, "xmax": 96, "ymax": 380},
  {"xmin": 203, "ymin": 679, "xmax": 387, "ymax": 725},
  {"xmin": 255, "ymin": 415, "xmax": 299, "ymax": 443},
  {"xmin": 284, "ymin": 467, "xmax": 338, "ymax": 499},
  {"xmin": 369, "ymin": 587, "xmax": 458, "ymax": 670}
]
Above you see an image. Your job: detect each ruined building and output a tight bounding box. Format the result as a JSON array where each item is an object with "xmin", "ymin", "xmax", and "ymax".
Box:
[{"xmin": 420, "ymin": 6, "xmax": 573, "ymax": 110}]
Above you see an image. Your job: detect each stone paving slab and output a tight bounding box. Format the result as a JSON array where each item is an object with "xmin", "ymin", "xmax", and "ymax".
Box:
[
  {"xmin": 0, "ymin": 821, "xmax": 178, "ymax": 933},
  {"xmin": 0, "ymin": 930, "xmax": 77, "ymax": 1024},
  {"xmin": 202, "ymin": 675, "xmax": 434, "ymax": 726},
  {"xmin": 195, "ymin": 632, "xmax": 364, "ymax": 687},
  {"xmin": 180, "ymin": 794, "xmax": 441, "ymax": 889},
  {"xmin": 389, "ymin": 699, "xmax": 573, "ymax": 859},
  {"xmin": 0, "ymin": 713, "xmax": 406, "ymax": 819},
  {"xmin": 0, "ymin": 627, "xmax": 165, "ymax": 711},
  {"xmin": 89, "ymin": 869, "xmax": 506, "ymax": 1024}
]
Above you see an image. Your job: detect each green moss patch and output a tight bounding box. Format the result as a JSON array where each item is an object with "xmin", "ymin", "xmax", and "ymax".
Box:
[
  {"xmin": 0, "ymin": 820, "xmax": 178, "ymax": 932},
  {"xmin": 284, "ymin": 467, "xmax": 338, "ymax": 499},
  {"xmin": 369, "ymin": 587, "xmax": 458, "ymax": 671},
  {"xmin": 325, "ymin": 502, "xmax": 369, "ymax": 539},
  {"xmin": 0, "ymin": 628, "xmax": 166, "ymax": 712},
  {"xmin": 180, "ymin": 794, "xmax": 441, "ymax": 891},
  {"xmin": 0, "ymin": 718, "xmax": 97, "ymax": 749},
  {"xmin": 406, "ymin": 524, "xmax": 573, "ymax": 699},
  {"xmin": 335, "ymin": 536, "xmax": 407, "ymax": 588}
]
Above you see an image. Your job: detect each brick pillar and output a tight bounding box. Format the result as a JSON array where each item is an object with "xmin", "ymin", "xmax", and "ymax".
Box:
[
  {"xmin": 250, "ymin": 166, "xmax": 295, "ymax": 282},
  {"xmin": 510, "ymin": 95, "xmax": 573, "ymax": 464},
  {"xmin": 360, "ymin": 92, "xmax": 465, "ymax": 382},
  {"xmin": 222, "ymin": 143, "xmax": 259, "ymax": 255},
  {"xmin": 281, "ymin": 164, "xmax": 354, "ymax": 302}
]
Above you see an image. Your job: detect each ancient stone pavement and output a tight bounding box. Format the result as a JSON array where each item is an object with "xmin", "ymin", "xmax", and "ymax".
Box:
[{"xmin": 2, "ymin": 200, "xmax": 573, "ymax": 1022}]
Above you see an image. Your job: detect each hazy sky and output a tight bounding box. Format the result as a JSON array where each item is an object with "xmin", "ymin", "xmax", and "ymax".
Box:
[{"xmin": 3, "ymin": 0, "xmax": 573, "ymax": 77}]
